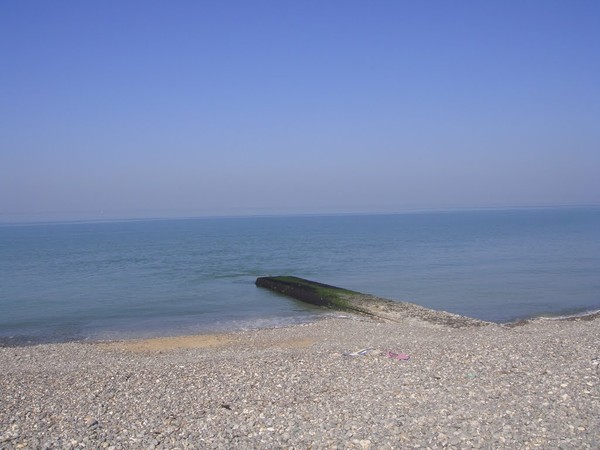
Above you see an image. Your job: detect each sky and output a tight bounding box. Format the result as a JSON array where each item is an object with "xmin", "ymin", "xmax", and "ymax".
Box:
[{"xmin": 1, "ymin": 1, "xmax": 599, "ymax": 221}]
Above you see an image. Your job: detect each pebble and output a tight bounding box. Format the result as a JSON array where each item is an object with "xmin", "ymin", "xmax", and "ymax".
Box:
[{"xmin": 1, "ymin": 315, "xmax": 599, "ymax": 448}]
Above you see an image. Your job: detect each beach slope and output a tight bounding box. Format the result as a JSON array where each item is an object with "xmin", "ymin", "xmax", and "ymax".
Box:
[{"xmin": 1, "ymin": 314, "xmax": 599, "ymax": 448}]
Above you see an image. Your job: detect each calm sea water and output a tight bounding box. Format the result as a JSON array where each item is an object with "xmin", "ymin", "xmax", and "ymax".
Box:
[{"xmin": 1, "ymin": 208, "xmax": 599, "ymax": 344}]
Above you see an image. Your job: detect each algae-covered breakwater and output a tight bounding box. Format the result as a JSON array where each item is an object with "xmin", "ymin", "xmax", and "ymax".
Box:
[
  {"xmin": 255, "ymin": 276, "xmax": 357, "ymax": 309},
  {"xmin": 255, "ymin": 276, "xmax": 490, "ymax": 328}
]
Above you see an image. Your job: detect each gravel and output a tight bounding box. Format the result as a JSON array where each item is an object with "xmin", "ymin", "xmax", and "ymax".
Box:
[{"xmin": 1, "ymin": 314, "xmax": 599, "ymax": 449}]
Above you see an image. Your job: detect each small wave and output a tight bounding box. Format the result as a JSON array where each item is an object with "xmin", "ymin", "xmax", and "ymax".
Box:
[{"xmin": 535, "ymin": 309, "xmax": 600, "ymax": 322}]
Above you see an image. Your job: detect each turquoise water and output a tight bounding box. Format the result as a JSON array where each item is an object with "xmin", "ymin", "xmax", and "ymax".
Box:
[{"xmin": 1, "ymin": 207, "xmax": 599, "ymax": 344}]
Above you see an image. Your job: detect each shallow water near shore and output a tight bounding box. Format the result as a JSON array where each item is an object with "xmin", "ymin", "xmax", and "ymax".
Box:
[{"xmin": 1, "ymin": 207, "xmax": 599, "ymax": 344}]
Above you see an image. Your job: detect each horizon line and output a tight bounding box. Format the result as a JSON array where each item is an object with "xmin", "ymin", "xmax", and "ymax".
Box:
[{"xmin": 2, "ymin": 203, "xmax": 599, "ymax": 226}]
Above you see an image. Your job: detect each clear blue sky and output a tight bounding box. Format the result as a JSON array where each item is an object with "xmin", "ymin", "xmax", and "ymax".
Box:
[{"xmin": 1, "ymin": 1, "xmax": 599, "ymax": 221}]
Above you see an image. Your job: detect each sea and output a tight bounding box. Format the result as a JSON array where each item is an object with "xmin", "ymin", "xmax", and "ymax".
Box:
[{"xmin": 1, "ymin": 207, "xmax": 599, "ymax": 345}]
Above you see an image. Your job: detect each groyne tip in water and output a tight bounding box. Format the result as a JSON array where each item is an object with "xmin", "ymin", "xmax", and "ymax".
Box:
[{"xmin": 255, "ymin": 276, "xmax": 490, "ymax": 328}]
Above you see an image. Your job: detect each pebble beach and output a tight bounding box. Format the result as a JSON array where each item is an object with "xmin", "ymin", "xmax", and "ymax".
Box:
[{"xmin": 1, "ymin": 312, "xmax": 599, "ymax": 449}]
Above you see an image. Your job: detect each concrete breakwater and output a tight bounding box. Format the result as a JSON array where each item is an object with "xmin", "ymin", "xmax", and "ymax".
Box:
[{"xmin": 256, "ymin": 276, "xmax": 489, "ymax": 328}]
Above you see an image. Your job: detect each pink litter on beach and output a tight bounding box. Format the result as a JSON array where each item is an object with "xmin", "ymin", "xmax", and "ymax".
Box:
[{"xmin": 386, "ymin": 351, "xmax": 410, "ymax": 360}]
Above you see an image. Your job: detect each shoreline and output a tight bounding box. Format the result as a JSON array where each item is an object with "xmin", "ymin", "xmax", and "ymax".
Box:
[
  {"xmin": 94, "ymin": 307, "xmax": 600, "ymax": 354},
  {"xmin": 2, "ymin": 305, "xmax": 600, "ymax": 349},
  {"xmin": 97, "ymin": 308, "xmax": 600, "ymax": 353},
  {"xmin": 1, "ymin": 310, "xmax": 599, "ymax": 448}
]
